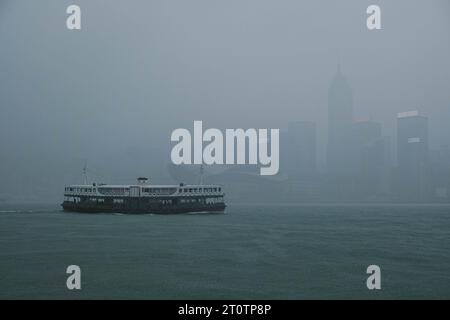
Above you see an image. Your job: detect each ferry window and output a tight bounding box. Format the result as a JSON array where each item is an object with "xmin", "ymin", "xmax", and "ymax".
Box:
[
  {"xmin": 189, "ymin": 189, "xmax": 193, "ymax": 192},
  {"xmin": 218, "ymin": 188, "xmax": 221, "ymax": 192}
]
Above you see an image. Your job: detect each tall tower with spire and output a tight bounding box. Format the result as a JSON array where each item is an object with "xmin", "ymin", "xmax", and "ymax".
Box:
[{"xmin": 327, "ymin": 65, "xmax": 354, "ymax": 177}]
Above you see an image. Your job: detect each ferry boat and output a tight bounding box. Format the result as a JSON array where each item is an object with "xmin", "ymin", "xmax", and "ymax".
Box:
[{"xmin": 61, "ymin": 177, "xmax": 226, "ymax": 214}]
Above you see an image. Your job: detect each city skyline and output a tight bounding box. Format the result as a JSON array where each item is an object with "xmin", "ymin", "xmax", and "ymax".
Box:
[
  {"xmin": 278, "ymin": 65, "xmax": 448, "ymax": 202},
  {"xmin": 1, "ymin": 1, "xmax": 449, "ymax": 203}
]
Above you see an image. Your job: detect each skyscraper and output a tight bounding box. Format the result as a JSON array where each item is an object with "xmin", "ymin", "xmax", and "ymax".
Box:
[
  {"xmin": 395, "ymin": 111, "xmax": 430, "ymax": 200},
  {"xmin": 279, "ymin": 122, "xmax": 320, "ymax": 201},
  {"xmin": 327, "ymin": 65, "xmax": 353, "ymax": 176},
  {"xmin": 286, "ymin": 121, "xmax": 317, "ymax": 177},
  {"xmin": 351, "ymin": 120, "xmax": 384, "ymax": 198},
  {"xmin": 326, "ymin": 66, "xmax": 354, "ymax": 199},
  {"xmin": 430, "ymin": 145, "xmax": 450, "ymax": 200}
]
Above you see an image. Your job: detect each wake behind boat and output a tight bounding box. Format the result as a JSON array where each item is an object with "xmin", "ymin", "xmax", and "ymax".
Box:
[{"xmin": 62, "ymin": 177, "xmax": 226, "ymax": 214}]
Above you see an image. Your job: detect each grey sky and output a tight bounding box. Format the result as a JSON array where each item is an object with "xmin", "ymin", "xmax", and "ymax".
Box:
[{"xmin": 0, "ymin": 0, "xmax": 449, "ymax": 199}]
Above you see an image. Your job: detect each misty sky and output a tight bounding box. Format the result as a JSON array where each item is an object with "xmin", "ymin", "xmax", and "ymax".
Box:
[{"xmin": 0, "ymin": 0, "xmax": 449, "ymax": 200}]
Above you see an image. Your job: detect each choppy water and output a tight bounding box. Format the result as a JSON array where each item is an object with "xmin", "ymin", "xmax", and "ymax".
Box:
[{"xmin": 0, "ymin": 203, "xmax": 449, "ymax": 299}]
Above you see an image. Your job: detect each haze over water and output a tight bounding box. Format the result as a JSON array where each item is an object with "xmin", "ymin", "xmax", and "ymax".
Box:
[
  {"xmin": 1, "ymin": 0, "xmax": 449, "ymax": 202},
  {"xmin": 1, "ymin": 204, "xmax": 449, "ymax": 299},
  {"xmin": 1, "ymin": 0, "xmax": 450, "ymax": 300}
]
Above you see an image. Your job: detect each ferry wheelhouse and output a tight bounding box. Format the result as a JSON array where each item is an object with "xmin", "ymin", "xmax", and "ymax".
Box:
[{"xmin": 62, "ymin": 178, "xmax": 226, "ymax": 214}]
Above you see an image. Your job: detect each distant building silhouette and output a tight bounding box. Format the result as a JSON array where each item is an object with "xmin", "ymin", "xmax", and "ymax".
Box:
[
  {"xmin": 326, "ymin": 65, "xmax": 354, "ymax": 199},
  {"xmin": 394, "ymin": 111, "xmax": 431, "ymax": 200},
  {"xmin": 350, "ymin": 120, "xmax": 385, "ymax": 199},
  {"xmin": 327, "ymin": 65, "xmax": 353, "ymax": 176},
  {"xmin": 282, "ymin": 121, "xmax": 320, "ymax": 201},
  {"xmin": 286, "ymin": 121, "xmax": 317, "ymax": 176},
  {"xmin": 430, "ymin": 145, "xmax": 450, "ymax": 200}
]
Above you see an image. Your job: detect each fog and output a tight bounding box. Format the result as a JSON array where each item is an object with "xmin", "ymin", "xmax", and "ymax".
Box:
[{"xmin": 0, "ymin": 0, "xmax": 449, "ymax": 202}]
